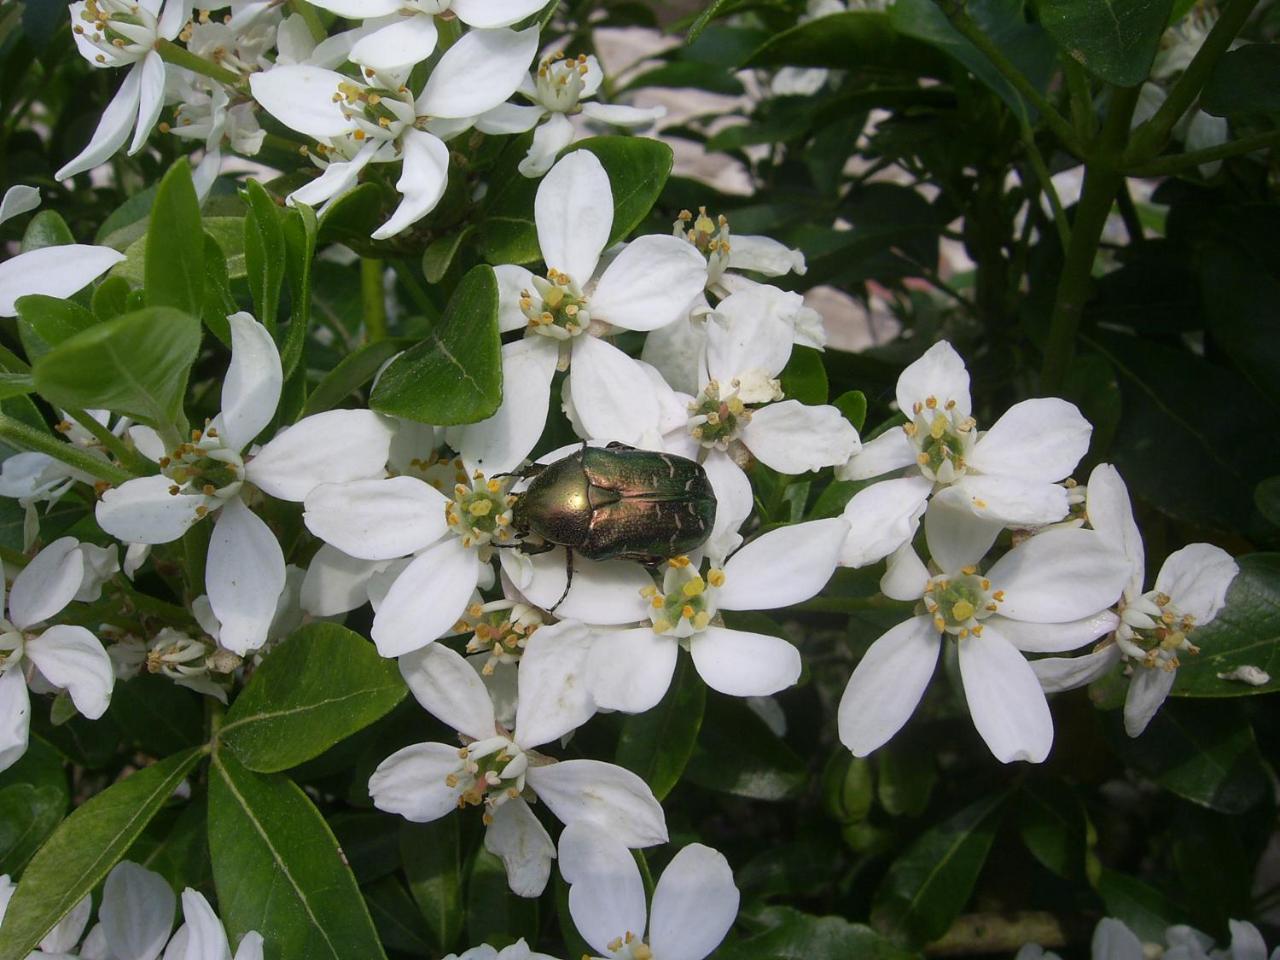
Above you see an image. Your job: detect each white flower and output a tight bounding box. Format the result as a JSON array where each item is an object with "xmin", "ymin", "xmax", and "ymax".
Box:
[
  {"xmin": 477, "ymin": 52, "xmax": 664, "ymax": 177},
  {"xmin": 0, "ymin": 538, "xmax": 115, "ymax": 773},
  {"xmin": 368, "ymin": 641, "xmax": 667, "ymax": 897},
  {"xmin": 1018, "ymin": 917, "xmax": 1279, "ymax": 960},
  {"xmin": 559, "ymin": 821, "xmax": 739, "ymax": 960},
  {"xmin": 0, "ymin": 185, "xmax": 125, "ymax": 316},
  {"xmin": 96, "ymin": 312, "xmax": 393, "ymax": 654},
  {"xmin": 0, "ymin": 873, "xmax": 92, "ymax": 957},
  {"xmin": 444, "ymin": 940, "xmax": 562, "ymax": 960},
  {"xmin": 837, "ymin": 340, "xmax": 1091, "ymax": 562},
  {"xmin": 1032, "ymin": 464, "xmax": 1239, "ymax": 736},
  {"xmin": 57, "ymin": 0, "xmax": 191, "ymax": 180},
  {"xmin": 838, "ymin": 523, "xmax": 1128, "ymax": 763}
]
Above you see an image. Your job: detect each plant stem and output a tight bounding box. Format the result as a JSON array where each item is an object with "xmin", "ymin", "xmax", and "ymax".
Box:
[
  {"xmin": 1063, "ymin": 59, "xmax": 1096, "ymax": 142},
  {"xmin": 1041, "ymin": 85, "xmax": 1140, "ymax": 393},
  {"xmin": 63, "ymin": 408, "xmax": 152, "ymax": 475},
  {"xmin": 362, "ymin": 259, "xmax": 388, "ymax": 342},
  {"xmin": 155, "ymin": 39, "xmax": 244, "ymax": 90},
  {"xmin": 288, "ymin": 0, "xmax": 327, "ymax": 42},
  {"xmin": 1126, "ymin": 0, "xmax": 1260, "ymax": 162},
  {"xmin": 0, "ymin": 413, "xmax": 133, "ymax": 485},
  {"xmin": 1114, "ymin": 181, "xmax": 1145, "ymax": 244},
  {"xmin": 1019, "ymin": 125, "xmax": 1071, "ymax": 250},
  {"xmin": 1126, "ymin": 129, "xmax": 1280, "ymax": 176}
]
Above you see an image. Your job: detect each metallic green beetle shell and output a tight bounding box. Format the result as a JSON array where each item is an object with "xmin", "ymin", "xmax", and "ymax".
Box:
[{"xmin": 512, "ymin": 446, "xmax": 717, "ymax": 562}]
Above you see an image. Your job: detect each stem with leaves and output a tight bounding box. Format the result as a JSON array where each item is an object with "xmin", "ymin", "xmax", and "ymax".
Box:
[{"xmin": 0, "ymin": 413, "xmax": 134, "ymax": 485}]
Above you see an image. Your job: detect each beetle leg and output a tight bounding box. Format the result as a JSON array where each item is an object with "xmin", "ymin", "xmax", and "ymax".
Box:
[
  {"xmin": 548, "ymin": 548, "xmax": 574, "ymax": 613},
  {"xmin": 604, "ymin": 440, "xmax": 637, "ymax": 451},
  {"xmin": 491, "ymin": 462, "xmax": 546, "ymax": 481},
  {"xmin": 514, "ymin": 539, "xmax": 557, "ymax": 556}
]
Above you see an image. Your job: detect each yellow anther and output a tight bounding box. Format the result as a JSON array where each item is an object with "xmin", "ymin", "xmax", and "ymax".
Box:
[
  {"xmin": 933, "ymin": 617, "xmax": 946, "ymax": 631},
  {"xmin": 925, "ymin": 396, "xmax": 938, "ymax": 409},
  {"xmin": 681, "ymin": 604, "xmax": 695, "ymax": 620},
  {"xmin": 653, "ymin": 618, "xmax": 672, "ymax": 634},
  {"xmin": 693, "ymin": 611, "xmax": 711, "ymax": 630},
  {"xmin": 682, "ymin": 578, "xmax": 705, "ymax": 597},
  {"xmin": 916, "ymin": 453, "xmax": 931, "ymax": 466},
  {"xmin": 992, "ymin": 590, "xmax": 1005, "ymax": 601},
  {"xmin": 669, "ymin": 555, "xmax": 691, "ymax": 568},
  {"xmin": 707, "ymin": 568, "xmax": 726, "ymax": 587},
  {"xmin": 960, "ymin": 566, "xmax": 977, "ymax": 575}
]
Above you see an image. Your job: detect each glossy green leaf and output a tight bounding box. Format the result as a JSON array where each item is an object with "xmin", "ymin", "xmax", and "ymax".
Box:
[
  {"xmin": 401, "ymin": 818, "xmax": 464, "ymax": 954},
  {"xmin": 302, "ymin": 337, "xmax": 414, "ymax": 417},
  {"xmin": 616, "ymin": 651, "xmax": 706, "ymax": 801},
  {"xmin": 875, "ymin": 743, "xmax": 936, "ymax": 818},
  {"xmin": 834, "ymin": 389, "xmax": 868, "ymax": 431},
  {"xmin": 202, "ymin": 232, "xmax": 236, "ymax": 346},
  {"xmin": 365, "ymin": 877, "xmax": 434, "ymax": 955},
  {"xmin": 15, "ymin": 295, "xmax": 97, "ymax": 361},
  {"xmin": 1095, "ymin": 868, "xmax": 1180, "ymax": 942},
  {"xmin": 1202, "ymin": 45, "xmax": 1280, "ymax": 116},
  {"xmin": 370, "ymin": 265, "xmax": 502, "ymax": 425},
  {"xmin": 0, "ymin": 784, "xmax": 65, "ymax": 876},
  {"xmin": 822, "ymin": 750, "xmax": 873, "ymax": 823},
  {"xmin": 244, "ymin": 180, "xmax": 286, "ymax": 332},
  {"xmin": 20, "ymin": 210, "xmax": 75, "ymax": 253},
  {"xmin": 32, "ymin": 306, "xmax": 200, "ymax": 431},
  {"xmin": 465, "ymin": 848, "xmax": 539, "ymax": 949},
  {"xmin": 720, "ymin": 906, "xmax": 917, "ymax": 960},
  {"xmin": 780, "ymin": 345, "xmax": 829, "ymax": 405},
  {"xmin": 870, "ymin": 792, "xmax": 1005, "ymax": 947},
  {"xmin": 1172, "ymin": 554, "xmax": 1280, "ymax": 697},
  {"xmin": 745, "ymin": 10, "xmax": 944, "ymax": 73},
  {"xmin": 220, "ymin": 623, "xmax": 406, "ymax": 773},
  {"xmin": 1015, "ymin": 780, "xmax": 1093, "ymax": 881},
  {"xmin": 280, "ymin": 203, "xmax": 318, "ymax": 378},
  {"xmin": 107, "ymin": 674, "xmax": 204, "ymax": 757},
  {"xmin": 423, "ymin": 227, "xmax": 473, "ymax": 284},
  {"xmin": 1037, "ymin": 0, "xmax": 1173, "ymax": 86},
  {"xmin": 145, "ymin": 160, "xmax": 204, "ymax": 316},
  {"xmin": 686, "ymin": 693, "xmax": 806, "ymax": 801},
  {"xmin": 0, "ymin": 748, "xmax": 202, "ymax": 960},
  {"xmin": 92, "ymin": 276, "xmax": 131, "ymax": 321},
  {"xmin": 208, "ymin": 750, "xmax": 387, "ymax": 960}
]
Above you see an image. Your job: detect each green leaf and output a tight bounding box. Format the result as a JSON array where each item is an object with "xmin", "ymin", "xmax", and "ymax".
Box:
[
  {"xmin": 1256, "ymin": 477, "xmax": 1280, "ymax": 528},
  {"xmin": 244, "ymin": 180, "xmax": 286, "ymax": 332},
  {"xmin": 870, "ymin": 792, "xmax": 1005, "ymax": 947},
  {"xmin": 465, "ymin": 848, "xmax": 539, "ymax": 949},
  {"xmin": 96, "ymin": 183, "xmax": 160, "ymax": 249},
  {"xmin": 1037, "ymin": 0, "xmax": 1173, "ymax": 86},
  {"xmin": 1095, "ymin": 868, "xmax": 1181, "ymax": 942},
  {"xmin": 685, "ymin": 693, "xmax": 806, "ymax": 801},
  {"xmin": 317, "ymin": 183, "xmax": 389, "ymax": 247},
  {"xmin": 615, "ymin": 651, "xmax": 706, "ymax": 801},
  {"xmin": 0, "ymin": 373, "xmax": 35, "ymax": 402},
  {"xmin": 280, "ymin": 203, "xmax": 318, "ymax": 377},
  {"xmin": 875, "ymin": 743, "xmax": 936, "ymax": 818},
  {"xmin": 365, "ymin": 877, "xmax": 433, "ymax": 955},
  {"xmin": 1103, "ymin": 700, "xmax": 1268, "ymax": 814},
  {"xmin": 1014, "ymin": 780, "xmax": 1093, "ymax": 881},
  {"xmin": 21, "ymin": 210, "xmax": 75, "ymax": 252},
  {"xmin": 780, "ymin": 345, "xmax": 829, "ymax": 405},
  {"xmin": 370, "ymin": 265, "xmax": 502, "ymax": 425},
  {"xmin": 0, "ymin": 748, "xmax": 202, "ymax": 960},
  {"xmin": 834, "ymin": 389, "xmax": 867, "ymax": 431},
  {"xmin": 822, "ymin": 750, "xmax": 873, "ymax": 823},
  {"xmin": 209, "ymin": 750, "xmax": 388, "ymax": 960},
  {"xmin": 92, "ymin": 276, "xmax": 131, "ymax": 321},
  {"xmin": 0, "ymin": 784, "xmax": 65, "ymax": 876},
  {"xmin": 622, "ymin": 61, "xmax": 744, "ymax": 95},
  {"xmin": 145, "ymin": 160, "xmax": 204, "ymax": 316},
  {"xmin": 202, "ymin": 232, "xmax": 236, "ymax": 346},
  {"xmin": 400, "ymin": 818, "xmax": 464, "ymax": 954},
  {"xmin": 745, "ymin": 10, "xmax": 945, "ymax": 73},
  {"xmin": 720, "ymin": 906, "xmax": 918, "ymax": 960},
  {"xmin": 32, "ymin": 306, "xmax": 201, "ymax": 432},
  {"xmin": 220, "ymin": 623, "xmax": 406, "ymax": 773},
  {"xmin": 15, "ymin": 295, "xmax": 97, "ymax": 361},
  {"xmin": 1201, "ymin": 45, "xmax": 1280, "ymax": 116},
  {"xmin": 422, "ymin": 227, "xmax": 473, "ymax": 284},
  {"xmin": 1172, "ymin": 554, "xmax": 1280, "ymax": 697},
  {"xmin": 107, "ymin": 674, "xmax": 204, "ymax": 757},
  {"xmin": 301, "ymin": 338, "xmax": 414, "ymax": 417}
]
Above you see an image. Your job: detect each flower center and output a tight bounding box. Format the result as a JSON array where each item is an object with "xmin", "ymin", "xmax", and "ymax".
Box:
[
  {"xmin": 333, "ymin": 77, "xmax": 415, "ymax": 145},
  {"xmin": 445, "ymin": 735, "xmax": 528, "ymax": 822},
  {"xmin": 521, "ymin": 270, "xmax": 590, "ymax": 340},
  {"xmin": 75, "ymin": 0, "xmax": 159, "ymax": 65},
  {"xmin": 675, "ymin": 206, "xmax": 731, "ymax": 286},
  {"xmin": 535, "ymin": 52, "xmax": 591, "ymax": 112},
  {"xmin": 445, "ymin": 471, "xmax": 516, "ymax": 552},
  {"xmin": 145, "ymin": 628, "xmax": 211, "ymax": 680},
  {"xmin": 688, "ymin": 379, "xmax": 754, "ymax": 448},
  {"xmin": 454, "ymin": 600, "xmax": 542, "ymax": 675},
  {"xmin": 902, "ymin": 397, "xmax": 976, "ymax": 484},
  {"xmin": 642, "ymin": 556, "xmax": 724, "ymax": 637},
  {"xmin": 1117, "ymin": 590, "xmax": 1199, "ymax": 669},
  {"xmin": 607, "ymin": 932, "xmax": 653, "ymax": 960},
  {"xmin": 160, "ymin": 428, "xmax": 245, "ymax": 509},
  {"xmin": 0, "ymin": 626, "xmax": 24, "ymax": 671},
  {"xmin": 921, "ymin": 569, "xmax": 1002, "ymax": 638}
]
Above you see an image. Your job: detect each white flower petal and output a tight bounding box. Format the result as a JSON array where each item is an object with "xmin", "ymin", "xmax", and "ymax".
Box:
[
  {"xmin": 369, "ymin": 741, "xmax": 467, "ymax": 821},
  {"xmin": 1092, "ymin": 919, "xmax": 1144, "ymax": 960},
  {"xmin": 448, "ymin": 337, "xmax": 559, "ymax": 474},
  {"xmin": 399, "ymin": 641, "xmax": 496, "ymax": 740},
  {"xmin": 174, "ymin": 889, "xmax": 231, "ymax": 960},
  {"xmin": 1226, "ymin": 921, "xmax": 1270, "ymax": 960},
  {"xmin": 1031, "ymin": 644, "xmax": 1122, "ymax": 693},
  {"xmin": 725, "ymin": 234, "xmax": 805, "ymax": 277},
  {"xmin": 690, "ymin": 626, "xmax": 800, "ymax": 697},
  {"xmin": 304, "ymin": 477, "xmax": 447, "ymax": 561},
  {"xmin": 718, "ymin": 518, "xmax": 847, "ymax": 611},
  {"xmin": 703, "ymin": 288, "xmax": 797, "ymax": 383},
  {"xmin": 453, "ymin": 0, "xmax": 547, "ymax": 28},
  {"xmin": 416, "ymin": 27, "xmax": 539, "ymax": 119},
  {"xmin": 97, "ymin": 475, "xmax": 205, "ymax": 547},
  {"xmin": 840, "ymin": 475, "xmax": 932, "ymax": 568},
  {"xmin": 220, "ymin": 312, "xmax": 283, "ymax": 452},
  {"xmin": 559, "ymin": 821, "xmax": 647, "ymax": 956},
  {"xmin": 101, "ymin": 861, "xmax": 176, "ymax": 960},
  {"xmin": 305, "ymin": 0, "xmax": 401, "ymax": 14},
  {"xmin": 534, "ymin": 150, "xmax": 612, "ymax": 284},
  {"xmin": 233, "ymin": 933, "xmax": 264, "ymax": 960},
  {"xmin": 1123, "ymin": 664, "xmax": 1176, "ymax": 737},
  {"xmin": 206, "ymin": 499, "xmax": 286, "ymax": 655},
  {"xmin": 248, "ymin": 410, "xmax": 394, "ymax": 502},
  {"xmin": 0, "ymin": 244, "xmax": 127, "ymax": 317},
  {"xmin": 40, "ymin": 893, "xmax": 92, "ymax": 954},
  {"xmin": 9, "ymin": 536, "xmax": 85, "ymax": 628},
  {"xmin": 0, "ymin": 667, "xmax": 30, "ymax": 774},
  {"xmin": 290, "ymin": 142, "xmax": 378, "ymax": 209},
  {"xmin": 129, "ymin": 50, "xmax": 166, "ymax": 155},
  {"xmin": 838, "ymin": 615, "xmax": 938, "ymax": 755},
  {"xmin": 518, "ymin": 112, "xmax": 575, "ymax": 178},
  {"xmin": 495, "ymin": 264, "xmax": 537, "ymax": 332},
  {"xmin": 372, "ymin": 129, "xmax": 450, "ymax": 239},
  {"xmin": 526, "ymin": 759, "xmax": 667, "ymax": 846},
  {"xmin": 248, "ymin": 65, "xmax": 350, "ymax": 139},
  {"xmin": 55, "ymin": 62, "xmax": 144, "ymax": 181},
  {"xmin": 968, "ymin": 397, "xmax": 1090, "ymax": 483},
  {"xmin": 1085, "ymin": 463, "xmax": 1144, "ymax": 598},
  {"xmin": 701, "ymin": 451, "xmax": 752, "ymax": 563},
  {"xmin": 513, "ymin": 620, "xmax": 597, "ymax": 749},
  {"xmin": 25, "ymin": 625, "xmax": 113, "ymax": 719},
  {"xmin": 896, "ymin": 340, "xmax": 971, "ymax": 417},
  {"xmin": 568, "ymin": 336, "xmax": 659, "ymax": 444},
  {"xmin": 476, "ymin": 103, "xmax": 546, "ymax": 136},
  {"xmin": 484, "ymin": 797, "xmax": 555, "ymax": 898},
  {"xmin": 959, "ymin": 626, "xmax": 1053, "ymax": 763},
  {"xmin": 590, "ymin": 235, "xmax": 707, "ymax": 333},
  {"xmin": 649, "ymin": 843, "xmax": 739, "ymax": 960},
  {"xmin": 350, "ymin": 13, "xmax": 437, "ymax": 72},
  {"xmin": 0, "ymin": 185, "xmax": 40, "ymax": 227},
  {"xmin": 1154, "ymin": 543, "xmax": 1238, "ymax": 625},
  {"xmin": 579, "ymin": 101, "xmax": 664, "ymax": 128},
  {"xmin": 501, "ymin": 549, "xmax": 651, "ymax": 624},
  {"xmin": 300, "ymin": 544, "xmax": 382, "ymax": 616},
  {"xmin": 837, "ymin": 428, "xmax": 916, "ymax": 482},
  {"xmin": 641, "ymin": 314, "xmax": 705, "ymax": 397},
  {"xmin": 740, "ymin": 401, "xmax": 859, "ymax": 474},
  {"xmin": 922, "ymin": 493, "xmax": 1002, "ymax": 573},
  {"xmin": 372, "ymin": 539, "xmax": 480, "ymax": 657},
  {"xmin": 988, "ymin": 528, "xmax": 1129, "ymax": 623},
  {"xmin": 988, "ymin": 611, "xmax": 1118, "ymax": 653},
  {"xmin": 944, "ymin": 474, "xmax": 1070, "ymax": 526},
  {"xmin": 585, "ymin": 627, "xmax": 677, "ymax": 714},
  {"xmin": 881, "ymin": 542, "xmax": 929, "ymax": 601}
]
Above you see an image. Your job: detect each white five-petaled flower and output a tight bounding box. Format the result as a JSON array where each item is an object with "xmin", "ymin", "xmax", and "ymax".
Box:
[
  {"xmin": 57, "ymin": 0, "xmax": 192, "ymax": 181},
  {"xmin": 477, "ymin": 51, "xmax": 665, "ymax": 177},
  {"xmin": 0, "ymin": 538, "xmax": 116, "ymax": 773},
  {"xmin": 369, "ymin": 640, "xmax": 667, "ymax": 898},
  {"xmin": 443, "ymin": 940, "xmax": 561, "ymax": 960},
  {"xmin": 560, "ymin": 821, "xmax": 739, "ymax": 960},
  {"xmin": 250, "ymin": 25, "xmax": 538, "ymax": 238},
  {"xmin": 0, "ymin": 185, "xmax": 125, "ymax": 317},
  {"xmin": 1031, "ymin": 464, "xmax": 1239, "ymax": 736},
  {"xmin": 836, "ymin": 339, "xmax": 1092, "ymax": 567},
  {"xmin": 838, "ymin": 522, "xmax": 1129, "ymax": 764},
  {"xmin": 95, "ymin": 312, "xmax": 394, "ymax": 654}
]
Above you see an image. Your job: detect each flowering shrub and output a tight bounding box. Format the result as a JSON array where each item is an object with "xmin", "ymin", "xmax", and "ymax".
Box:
[{"xmin": 0, "ymin": 1, "xmax": 1276, "ymax": 958}]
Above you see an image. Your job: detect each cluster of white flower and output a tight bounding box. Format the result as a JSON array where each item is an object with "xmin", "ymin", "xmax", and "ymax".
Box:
[{"xmin": 1019, "ymin": 915, "xmax": 1280, "ymax": 960}]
